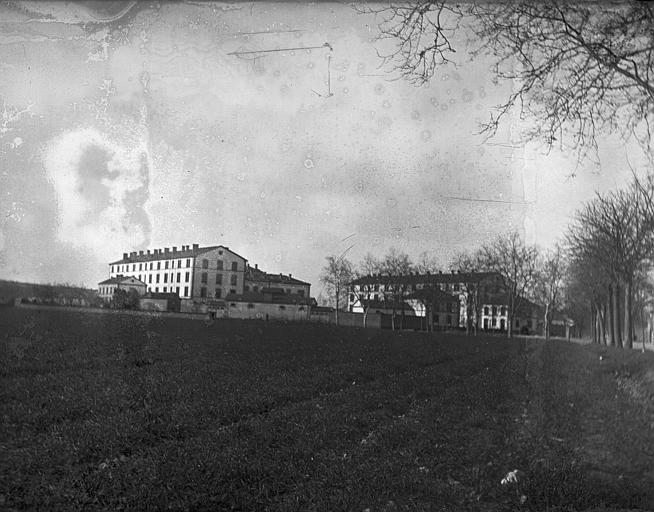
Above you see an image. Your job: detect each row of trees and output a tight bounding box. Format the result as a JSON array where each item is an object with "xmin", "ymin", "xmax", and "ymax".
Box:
[
  {"xmin": 566, "ymin": 176, "xmax": 654, "ymax": 349},
  {"xmin": 322, "ymin": 173, "xmax": 654, "ymax": 348}
]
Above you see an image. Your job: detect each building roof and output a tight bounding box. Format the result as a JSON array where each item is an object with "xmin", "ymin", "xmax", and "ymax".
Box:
[
  {"xmin": 246, "ymin": 265, "xmax": 311, "ymax": 286},
  {"xmin": 98, "ymin": 276, "xmax": 147, "ymax": 286},
  {"xmin": 109, "ymin": 244, "xmax": 248, "ymax": 265},
  {"xmin": 358, "ymin": 298, "xmax": 421, "ymax": 312},
  {"xmin": 350, "ymin": 271, "xmax": 500, "ymax": 286},
  {"xmin": 224, "ymin": 291, "xmax": 313, "ymax": 306}
]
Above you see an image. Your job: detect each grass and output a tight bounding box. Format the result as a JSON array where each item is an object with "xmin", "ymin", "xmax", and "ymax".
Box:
[{"xmin": 1, "ymin": 307, "xmax": 654, "ymax": 511}]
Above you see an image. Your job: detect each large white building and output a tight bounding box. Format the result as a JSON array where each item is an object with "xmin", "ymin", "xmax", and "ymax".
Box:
[
  {"xmin": 103, "ymin": 243, "xmax": 312, "ymax": 317},
  {"xmin": 348, "ymin": 270, "xmax": 515, "ymax": 332},
  {"xmin": 108, "ymin": 244, "xmax": 248, "ymax": 300}
]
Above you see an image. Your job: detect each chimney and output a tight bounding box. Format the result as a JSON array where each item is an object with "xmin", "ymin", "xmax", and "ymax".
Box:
[
  {"xmin": 289, "ymin": 274, "xmax": 292, "ymax": 278},
  {"xmin": 255, "ymin": 263, "xmax": 258, "ymax": 269},
  {"xmin": 451, "ymin": 270, "xmax": 455, "ymax": 274},
  {"xmin": 439, "ymin": 270, "xmax": 443, "ymax": 274},
  {"xmin": 139, "ymin": 250, "xmax": 144, "ymax": 255},
  {"xmin": 147, "ymin": 249, "xmax": 151, "ymax": 255},
  {"xmin": 192, "ymin": 243, "xmax": 199, "ymax": 250},
  {"xmin": 123, "ymin": 252, "xmax": 128, "ymax": 260},
  {"xmin": 164, "ymin": 247, "xmax": 169, "ymax": 254},
  {"xmin": 172, "ymin": 246, "xmax": 177, "ymax": 252}
]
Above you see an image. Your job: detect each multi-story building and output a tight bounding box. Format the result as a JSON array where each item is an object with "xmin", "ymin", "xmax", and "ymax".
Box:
[
  {"xmin": 98, "ymin": 275, "xmax": 147, "ymax": 302},
  {"xmin": 107, "ymin": 244, "xmax": 248, "ymax": 300},
  {"xmin": 104, "ymin": 244, "xmax": 312, "ymax": 318},
  {"xmin": 244, "ymin": 264, "xmax": 311, "ymax": 298},
  {"xmin": 348, "ymin": 270, "xmax": 509, "ymax": 332}
]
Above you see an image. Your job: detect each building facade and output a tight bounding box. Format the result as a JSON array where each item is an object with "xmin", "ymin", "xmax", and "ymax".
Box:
[
  {"xmin": 108, "ymin": 244, "xmax": 248, "ymax": 300},
  {"xmin": 105, "ymin": 243, "xmax": 312, "ymax": 318},
  {"xmin": 98, "ymin": 275, "xmax": 147, "ymax": 301},
  {"xmin": 348, "ymin": 270, "xmax": 508, "ymax": 331}
]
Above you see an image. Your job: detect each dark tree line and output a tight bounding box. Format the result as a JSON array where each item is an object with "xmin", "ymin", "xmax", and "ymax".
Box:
[{"xmin": 566, "ymin": 176, "xmax": 654, "ymax": 348}]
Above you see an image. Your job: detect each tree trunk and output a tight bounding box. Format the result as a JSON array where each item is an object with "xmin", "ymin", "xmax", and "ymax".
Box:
[
  {"xmin": 335, "ymin": 288, "xmax": 340, "ymax": 326},
  {"xmin": 624, "ymin": 277, "xmax": 633, "ymax": 349},
  {"xmin": 544, "ymin": 302, "xmax": 550, "ymax": 340},
  {"xmin": 590, "ymin": 302, "xmax": 597, "ymax": 344},
  {"xmin": 613, "ymin": 281, "xmax": 623, "ymax": 348}
]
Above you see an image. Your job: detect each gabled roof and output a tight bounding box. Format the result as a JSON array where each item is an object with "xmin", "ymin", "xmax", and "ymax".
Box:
[
  {"xmin": 405, "ymin": 288, "xmax": 460, "ymax": 303},
  {"xmin": 245, "ymin": 265, "xmax": 311, "ymax": 286},
  {"xmin": 350, "ymin": 271, "xmax": 501, "ymax": 286},
  {"xmin": 109, "ymin": 245, "xmax": 248, "ymax": 265},
  {"xmin": 98, "ymin": 276, "xmax": 147, "ymax": 286}
]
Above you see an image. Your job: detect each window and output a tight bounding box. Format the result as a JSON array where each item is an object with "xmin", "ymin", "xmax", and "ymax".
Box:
[
  {"xmin": 177, "ymin": 273, "xmax": 181, "ymax": 283},
  {"xmin": 247, "ymin": 303, "xmax": 255, "ymax": 309},
  {"xmin": 200, "ymin": 287, "xmax": 207, "ymax": 298},
  {"xmin": 202, "ymin": 259, "xmax": 209, "ymax": 269},
  {"xmin": 186, "ymin": 259, "xmax": 191, "ymax": 268},
  {"xmin": 374, "ymin": 284, "xmax": 379, "ymax": 291},
  {"xmin": 230, "ymin": 289, "xmax": 236, "ymax": 295},
  {"xmin": 450, "ymin": 302, "xmax": 457, "ymax": 313},
  {"xmin": 184, "ymin": 286, "xmax": 189, "ymax": 296},
  {"xmin": 163, "ymin": 287, "xmax": 167, "ymax": 292},
  {"xmin": 155, "ymin": 287, "xmax": 159, "ymax": 293},
  {"xmin": 132, "ymin": 264, "xmax": 136, "ymax": 271},
  {"xmin": 298, "ymin": 290, "xmax": 304, "ymax": 297},
  {"xmin": 231, "ymin": 261, "xmax": 238, "ymax": 271},
  {"xmin": 156, "ymin": 274, "xmax": 160, "ymax": 283},
  {"xmin": 454, "ymin": 284, "xmax": 460, "ymax": 292},
  {"xmin": 216, "ymin": 274, "xmax": 223, "ymax": 285},
  {"xmin": 349, "ymin": 293, "xmax": 354, "ymax": 302},
  {"xmin": 139, "ymin": 263, "xmax": 142, "ymax": 271},
  {"xmin": 230, "ymin": 274, "xmax": 237, "ymax": 286},
  {"xmin": 492, "ymin": 306, "xmax": 497, "ymax": 316},
  {"xmin": 149, "ymin": 275, "xmax": 152, "ymax": 284},
  {"xmin": 515, "ymin": 319, "xmax": 520, "ymax": 328},
  {"xmin": 149, "ymin": 262, "xmax": 153, "ymax": 270},
  {"xmin": 492, "ymin": 318, "xmax": 497, "ymax": 327},
  {"xmin": 230, "ymin": 303, "xmax": 236, "ymax": 308},
  {"xmin": 201, "ymin": 272, "xmax": 208, "ymax": 284},
  {"xmin": 215, "ymin": 289, "xmax": 222, "ymax": 298},
  {"xmin": 178, "ymin": 260, "xmax": 182, "ymax": 268},
  {"xmin": 175, "ymin": 287, "xmax": 179, "ymax": 295},
  {"xmin": 217, "ymin": 260, "xmax": 223, "ymax": 270},
  {"xmin": 185, "ymin": 272, "xmax": 190, "ymax": 282},
  {"xmin": 279, "ymin": 305, "xmax": 286, "ymax": 310},
  {"xmin": 484, "ymin": 306, "xmax": 489, "ymax": 316},
  {"xmin": 447, "ymin": 314, "xmax": 452, "ymax": 325},
  {"xmin": 501, "ymin": 306, "xmax": 507, "ymax": 316},
  {"xmin": 164, "ymin": 261, "xmax": 168, "ymax": 269},
  {"xmin": 164, "ymin": 274, "xmax": 168, "ymax": 283}
]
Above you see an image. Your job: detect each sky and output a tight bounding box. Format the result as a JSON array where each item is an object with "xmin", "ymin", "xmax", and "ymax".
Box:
[{"xmin": 0, "ymin": 1, "xmax": 648, "ymax": 298}]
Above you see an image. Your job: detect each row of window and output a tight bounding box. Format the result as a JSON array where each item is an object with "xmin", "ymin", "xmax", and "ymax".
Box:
[
  {"xmin": 201, "ymin": 272, "xmax": 238, "ymax": 286},
  {"xmin": 201, "ymin": 258, "xmax": 239, "ymax": 271},
  {"xmin": 354, "ymin": 282, "xmax": 462, "ymax": 293},
  {"xmin": 113, "ymin": 259, "xmax": 193, "ymax": 274},
  {"xmin": 199, "ymin": 287, "xmax": 237, "ymax": 298},
  {"xmin": 147, "ymin": 286, "xmax": 189, "ymax": 296},
  {"xmin": 99, "ymin": 286, "xmax": 115, "ymax": 295},
  {"xmin": 483, "ymin": 306, "xmax": 508, "ymax": 317}
]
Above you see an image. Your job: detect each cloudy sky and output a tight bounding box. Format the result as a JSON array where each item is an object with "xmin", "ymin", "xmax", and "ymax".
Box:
[{"xmin": 0, "ymin": 1, "xmax": 646, "ymax": 296}]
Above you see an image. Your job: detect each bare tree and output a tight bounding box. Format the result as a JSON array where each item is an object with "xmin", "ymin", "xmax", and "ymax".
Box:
[
  {"xmin": 365, "ymin": 2, "xmax": 654, "ymax": 159},
  {"xmin": 319, "ymin": 255, "xmax": 354, "ymax": 326},
  {"xmin": 359, "ymin": 252, "xmax": 382, "ymax": 276},
  {"xmin": 477, "ymin": 232, "xmax": 539, "ymax": 338},
  {"xmin": 533, "ymin": 244, "xmax": 566, "ymax": 339},
  {"xmin": 414, "ymin": 251, "xmax": 441, "ymax": 274},
  {"xmin": 380, "ymin": 247, "xmax": 413, "ymax": 330}
]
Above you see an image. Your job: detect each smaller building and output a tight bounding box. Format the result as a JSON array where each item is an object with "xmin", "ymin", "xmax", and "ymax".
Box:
[
  {"xmin": 98, "ymin": 275, "xmax": 147, "ymax": 302},
  {"xmin": 139, "ymin": 292, "xmax": 181, "ymax": 312},
  {"xmin": 245, "ymin": 264, "xmax": 311, "ymax": 298},
  {"xmin": 224, "ymin": 288, "xmax": 312, "ymax": 321}
]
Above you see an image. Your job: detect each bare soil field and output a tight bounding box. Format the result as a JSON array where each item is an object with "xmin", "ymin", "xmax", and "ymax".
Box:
[{"xmin": 1, "ymin": 307, "xmax": 654, "ymax": 511}]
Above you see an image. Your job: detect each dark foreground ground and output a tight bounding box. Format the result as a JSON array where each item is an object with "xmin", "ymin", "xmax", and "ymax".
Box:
[{"xmin": 2, "ymin": 307, "xmax": 654, "ymax": 511}]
